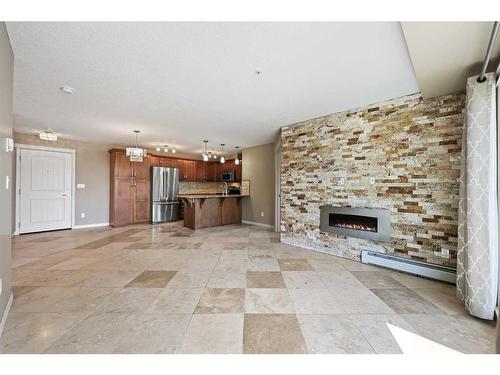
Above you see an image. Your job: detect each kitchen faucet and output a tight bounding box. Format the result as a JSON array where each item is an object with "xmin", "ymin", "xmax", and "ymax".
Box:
[{"xmin": 223, "ymin": 182, "xmax": 228, "ymax": 196}]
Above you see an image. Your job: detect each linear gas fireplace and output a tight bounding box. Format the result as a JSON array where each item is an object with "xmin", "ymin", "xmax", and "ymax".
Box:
[{"xmin": 320, "ymin": 206, "xmax": 390, "ymax": 242}]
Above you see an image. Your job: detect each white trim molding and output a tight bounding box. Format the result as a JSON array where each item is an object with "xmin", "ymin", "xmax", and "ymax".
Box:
[
  {"xmin": 242, "ymin": 220, "xmax": 275, "ymax": 230},
  {"xmin": 0, "ymin": 293, "xmax": 14, "ymax": 337},
  {"xmin": 14, "ymin": 143, "xmax": 76, "ymax": 235},
  {"xmin": 274, "ymin": 137, "xmax": 281, "ymax": 233},
  {"xmin": 73, "ymin": 222, "xmax": 110, "ymax": 229}
]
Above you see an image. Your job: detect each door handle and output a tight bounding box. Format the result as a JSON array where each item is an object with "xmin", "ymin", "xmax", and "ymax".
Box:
[{"xmin": 62, "ymin": 193, "xmax": 69, "ymax": 197}]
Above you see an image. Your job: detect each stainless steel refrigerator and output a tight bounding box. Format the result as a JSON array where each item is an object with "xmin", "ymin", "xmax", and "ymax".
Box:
[{"xmin": 151, "ymin": 166, "xmax": 179, "ymax": 223}]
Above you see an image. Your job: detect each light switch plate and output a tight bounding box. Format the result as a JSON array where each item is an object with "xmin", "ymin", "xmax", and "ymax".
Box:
[
  {"xmin": 3, "ymin": 138, "xmax": 14, "ymax": 152},
  {"xmin": 80, "ymin": 213, "xmax": 85, "ymax": 218},
  {"xmin": 5, "ymin": 175, "xmax": 9, "ymax": 190},
  {"xmin": 77, "ymin": 183, "xmax": 86, "ymax": 189}
]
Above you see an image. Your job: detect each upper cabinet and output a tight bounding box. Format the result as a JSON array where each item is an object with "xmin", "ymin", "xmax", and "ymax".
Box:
[
  {"xmin": 184, "ymin": 160, "xmax": 196, "ymax": 181},
  {"xmin": 175, "ymin": 159, "xmax": 195, "ymax": 181},
  {"xmin": 150, "ymin": 156, "xmax": 175, "ymax": 168},
  {"xmin": 133, "ymin": 157, "xmax": 150, "ymax": 179},
  {"xmin": 114, "ymin": 152, "xmax": 133, "ymax": 178},
  {"xmin": 150, "ymin": 156, "xmax": 161, "ymax": 167},
  {"xmin": 163, "ymin": 158, "xmax": 176, "ymax": 167},
  {"xmin": 111, "ymin": 149, "xmax": 242, "ymax": 184},
  {"xmin": 174, "ymin": 159, "xmax": 185, "ymax": 180}
]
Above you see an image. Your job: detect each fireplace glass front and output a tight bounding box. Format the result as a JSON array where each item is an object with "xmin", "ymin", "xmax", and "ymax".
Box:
[{"xmin": 329, "ymin": 213, "xmax": 378, "ymax": 233}]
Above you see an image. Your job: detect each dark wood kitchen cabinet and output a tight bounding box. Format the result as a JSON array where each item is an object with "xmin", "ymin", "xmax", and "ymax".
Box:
[
  {"xmin": 151, "ymin": 156, "xmax": 175, "ymax": 168},
  {"xmin": 185, "ymin": 160, "xmax": 196, "ymax": 181},
  {"xmin": 196, "ymin": 160, "xmax": 218, "ymax": 181},
  {"xmin": 150, "ymin": 156, "xmax": 161, "ymax": 167},
  {"xmin": 174, "ymin": 159, "xmax": 185, "ymax": 180},
  {"xmin": 219, "ymin": 160, "xmax": 242, "ymax": 181},
  {"xmin": 176, "ymin": 159, "xmax": 195, "ymax": 181},
  {"xmin": 195, "ymin": 161, "xmax": 205, "ymax": 181},
  {"xmin": 110, "ymin": 148, "xmax": 244, "ymax": 227},
  {"xmin": 109, "ymin": 149, "xmax": 150, "ymax": 227}
]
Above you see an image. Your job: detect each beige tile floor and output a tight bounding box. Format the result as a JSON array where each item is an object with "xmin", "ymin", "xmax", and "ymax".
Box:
[{"xmin": 0, "ymin": 222, "xmax": 496, "ymax": 354}]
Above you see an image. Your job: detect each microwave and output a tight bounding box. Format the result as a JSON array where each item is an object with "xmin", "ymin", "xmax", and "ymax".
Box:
[{"xmin": 222, "ymin": 170, "xmax": 236, "ymax": 182}]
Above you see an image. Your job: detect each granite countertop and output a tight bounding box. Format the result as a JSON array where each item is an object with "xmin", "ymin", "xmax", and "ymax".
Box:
[{"xmin": 177, "ymin": 194, "xmax": 245, "ymax": 199}]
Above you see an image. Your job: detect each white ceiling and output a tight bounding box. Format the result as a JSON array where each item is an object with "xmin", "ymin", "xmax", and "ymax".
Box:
[
  {"xmin": 6, "ymin": 22, "xmax": 418, "ymax": 155},
  {"xmin": 402, "ymin": 22, "xmax": 500, "ymax": 98}
]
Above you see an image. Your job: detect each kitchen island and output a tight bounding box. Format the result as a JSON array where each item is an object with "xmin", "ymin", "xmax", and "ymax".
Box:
[{"xmin": 177, "ymin": 194, "xmax": 243, "ymax": 229}]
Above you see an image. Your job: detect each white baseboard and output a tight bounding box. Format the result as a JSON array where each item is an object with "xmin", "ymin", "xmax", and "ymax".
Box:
[
  {"xmin": 0, "ymin": 292, "xmax": 13, "ymax": 337},
  {"xmin": 242, "ymin": 220, "xmax": 275, "ymax": 230},
  {"xmin": 73, "ymin": 222, "xmax": 110, "ymax": 229}
]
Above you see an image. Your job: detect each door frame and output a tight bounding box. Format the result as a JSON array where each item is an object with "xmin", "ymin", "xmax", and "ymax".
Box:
[{"xmin": 14, "ymin": 143, "xmax": 76, "ymax": 235}]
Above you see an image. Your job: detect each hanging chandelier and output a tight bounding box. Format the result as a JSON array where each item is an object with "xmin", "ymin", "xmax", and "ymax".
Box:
[{"xmin": 125, "ymin": 130, "xmax": 147, "ymax": 162}]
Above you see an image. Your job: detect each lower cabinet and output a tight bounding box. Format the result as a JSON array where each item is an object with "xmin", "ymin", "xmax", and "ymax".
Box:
[
  {"xmin": 112, "ymin": 178, "xmax": 134, "ymax": 226},
  {"xmin": 110, "ymin": 177, "xmax": 150, "ymax": 227},
  {"xmin": 133, "ymin": 180, "xmax": 150, "ymax": 223}
]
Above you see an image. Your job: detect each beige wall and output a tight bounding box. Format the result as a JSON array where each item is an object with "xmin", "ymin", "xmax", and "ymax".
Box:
[
  {"xmin": 0, "ymin": 22, "xmax": 13, "ymax": 327},
  {"xmin": 14, "ymin": 132, "xmax": 114, "ymax": 226},
  {"xmin": 242, "ymin": 143, "xmax": 275, "ymax": 227}
]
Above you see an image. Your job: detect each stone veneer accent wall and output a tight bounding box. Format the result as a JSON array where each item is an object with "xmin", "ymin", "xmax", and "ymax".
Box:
[{"xmin": 280, "ymin": 92, "xmax": 465, "ymax": 268}]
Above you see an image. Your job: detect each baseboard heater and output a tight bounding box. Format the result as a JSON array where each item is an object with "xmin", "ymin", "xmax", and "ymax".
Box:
[{"xmin": 361, "ymin": 250, "xmax": 456, "ymax": 284}]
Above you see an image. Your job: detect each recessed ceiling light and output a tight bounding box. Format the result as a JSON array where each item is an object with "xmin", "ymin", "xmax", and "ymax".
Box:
[
  {"xmin": 60, "ymin": 86, "xmax": 76, "ymax": 94},
  {"xmin": 156, "ymin": 147, "xmax": 160, "ymax": 152}
]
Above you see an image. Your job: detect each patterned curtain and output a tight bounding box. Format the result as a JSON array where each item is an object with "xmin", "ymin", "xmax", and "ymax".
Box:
[{"xmin": 456, "ymin": 72, "xmax": 498, "ymax": 320}]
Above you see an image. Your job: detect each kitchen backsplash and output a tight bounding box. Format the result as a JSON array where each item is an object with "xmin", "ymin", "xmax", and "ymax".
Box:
[{"xmin": 179, "ymin": 181, "xmax": 240, "ymax": 194}]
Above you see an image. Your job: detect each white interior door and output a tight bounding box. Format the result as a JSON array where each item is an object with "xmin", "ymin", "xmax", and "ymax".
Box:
[{"xmin": 19, "ymin": 148, "xmax": 73, "ymax": 234}]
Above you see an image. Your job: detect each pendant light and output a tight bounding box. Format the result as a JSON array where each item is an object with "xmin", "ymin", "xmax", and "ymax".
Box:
[
  {"xmin": 235, "ymin": 146, "xmax": 240, "ymax": 165},
  {"xmin": 202, "ymin": 140, "xmax": 209, "ymax": 161},
  {"xmin": 125, "ymin": 130, "xmax": 147, "ymax": 162},
  {"xmin": 220, "ymin": 144, "xmax": 225, "ymax": 164},
  {"xmin": 164, "ymin": 145, "xmax": 169, "ymax": 153}
]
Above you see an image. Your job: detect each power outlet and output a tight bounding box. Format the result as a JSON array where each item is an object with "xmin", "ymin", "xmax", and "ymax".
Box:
[
  {"xmin": 260, "ymin": 211, "xmax": 264, "ymax": 217},
  {"xmin": 80, "ymin": 212, "xmax": 85, "ymax": 218}
]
